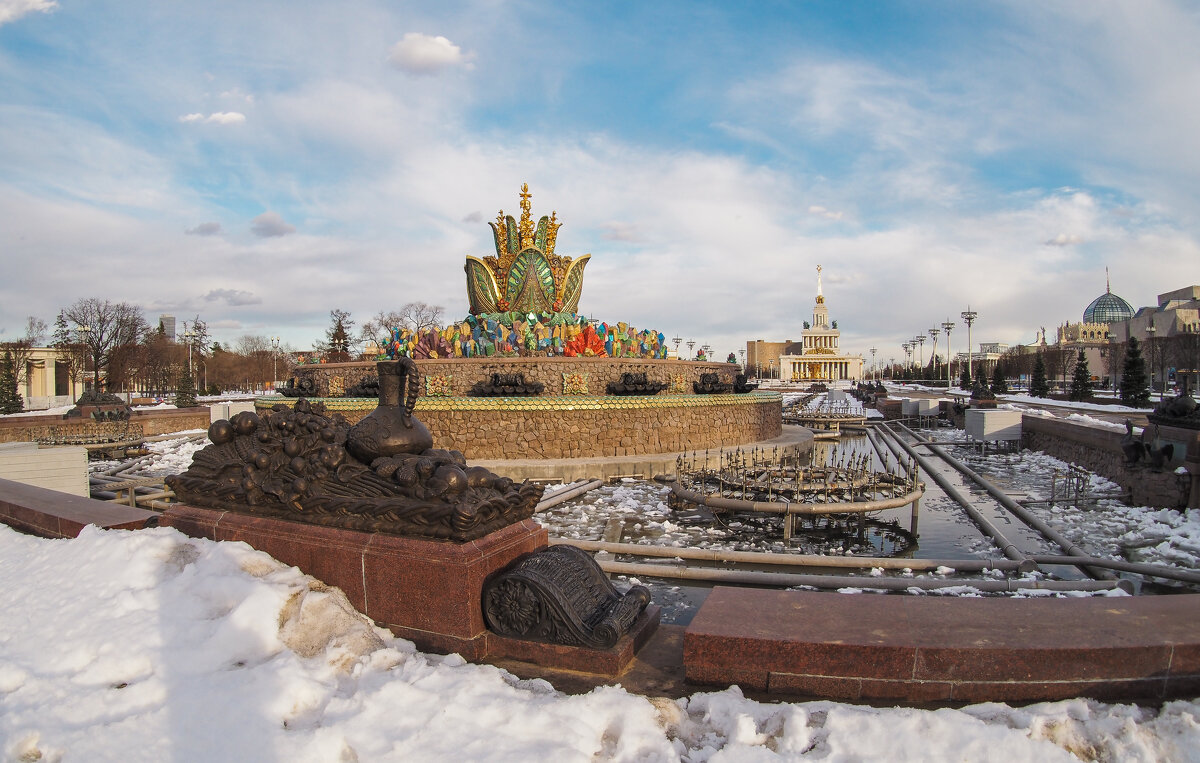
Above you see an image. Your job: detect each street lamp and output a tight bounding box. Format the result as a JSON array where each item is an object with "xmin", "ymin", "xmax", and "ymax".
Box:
[
  {"xmin": 928, "ymin": 328, "xmax": 940, "ymax": 381},
  {"xmin": 768, "ymin": 359, "xmax": 775, "ymax": 380},
  {"xmin": 672, "ymin": 336, "xmax": 682, "ymax": 358},
  {"xmin": 902, "ymin": 342, "xmax": 912, "ymax": 374},
  {"xmin": 76, "ymin": 324, "xmax": 94, "ymax": 391},
  {"xmin": 915, "ymin": 335, "xmax": 926, "ymax": 376},
  {"xmin": 271, "ymin": 336, "xmax": 281, "ymax": 390},
  {"xmin": 869, "ymin": 347, "xmax": 877, "ymax": 381},
  {"xmin": 941, "ymin": 319, "xmax": 955, "ymax": 388},
  {"xmin": 686, "ymin": 340, "xmax": 695, "ymax": 360},
  {"xmin": 182, "ymin": 323, "xmax": 197, "ymax": 378},
  {"xmin": 739, "ymin": 348, "xmax": 745, "ymax": 369},
  {"xmin": 1146, "ymin": 323, "xmax": 1160, "ymax": 400},
  {"xmin": 961, "ymin": 307, "xmax": 978, "ymax": 384}
]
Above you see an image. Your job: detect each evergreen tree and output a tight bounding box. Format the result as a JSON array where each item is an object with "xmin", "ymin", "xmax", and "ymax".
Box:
[
  {"xmin": 324, "ymin": 309, "xmax": 355, "ymax": 362},
  {"xmin": 959, "ymin": 366, "xmax": 971, "ymax": 389},
  {"xmin": 1030, "ymin": 352, "xmax": 1050, "ymax": 397},
  {"xmin": 1068, "ymin": 350, "xmax": 1093, "ymax": 401},
  {"xmin": 0, "ymin": 350, "xmax": 24, "ymax": 414},
  {"xmin": 1119, "ymin": 336, "xmax": 1151, "ymax": 406},
  {"xmin": 175, "ymin": 367, "xmax": 198, "ymax": 408},
  {"xmin": 990, "ymin": 360, "xmax": 1009, "ymax": 395}
]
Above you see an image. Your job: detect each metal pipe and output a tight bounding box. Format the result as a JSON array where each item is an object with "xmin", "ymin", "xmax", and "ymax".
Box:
[
  {"xmin": 1030, "ymin": 555, "xmax": 1200, "ymax": 585},
  {"xmin": 597, "ymin": 559, "xmax": 1129, "ymax": 593},
  {"xmin": 878, "ymin": 424, "xmax": 1036, "ymax": 572},
  {"xmin": 551, "ymin": 538, "xmax": 1023, "ymax": 572},
  {"xmin": 534, "ymin": 479, "xmax": 604, "ymax": 512},
  {"xmin": 895, "ymin": 422, "xmax": 1116, "ymax": 581},
  {"xmin": 669, "ymin": 483, "xmax": 924, "ymax": 516}
]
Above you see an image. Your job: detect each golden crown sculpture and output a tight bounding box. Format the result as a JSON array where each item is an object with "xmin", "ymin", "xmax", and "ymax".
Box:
[{"xmin": 465, "ymin": 184, "xmax": 591, "ymax": 315}]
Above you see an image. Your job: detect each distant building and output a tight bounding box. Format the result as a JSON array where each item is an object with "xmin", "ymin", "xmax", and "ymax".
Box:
[
  {"xmin": 20, "ymin": 347, "xmax": 88, "ymax": 410},
  {"xmin": 777, "ymin": 266, "xmax": 864, "ymax": 383},
  {"xmin": 158, "ymin": 314, "xmax": 176, "ymax": 342}
]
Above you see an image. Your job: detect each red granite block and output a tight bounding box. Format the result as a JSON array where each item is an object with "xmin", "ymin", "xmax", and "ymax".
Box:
[
  {"xmin": 159, "ymin": 505, "xmax": 224, "ymax": 539},
  {"xmin": 914, "ymin": 645, "xmax": 1174, "ymax": 682},
  {"xmin": 361, "ymin": 520, "xmax": 547, "ymax": 642},
  {"xmin": 163, "ymin": 506, "xmax": 372, "ymax": 611},
  {"xmin": 1168, "ymin": 642, "xmax": 1200, "ymax": 674},
  {"xmin": 766, "ymin": 673, "xmax": 864, "ymax": 701},
  {"xmin": 0, "ymin": 478, "xmax": 157, "ymax": 538},
  {"xmin": 685, "ymin": 661, "xmax": 769, "ymax": 692},
  {"xmin": 486, "ymin": 606, "xmax": 660, "ymax": 677},
  {"xmin": 949, "ymin": 677, "xmax": 1168, "ymax": 704},
  {"xmin": 1165, "ymin": 673, "xmax": 1200, "ymax": 698}
]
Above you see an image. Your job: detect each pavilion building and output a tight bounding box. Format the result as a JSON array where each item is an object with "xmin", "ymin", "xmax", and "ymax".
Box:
[{"xmin": 777, "ymin": 267, "xmax": 863, "ymax": 383}]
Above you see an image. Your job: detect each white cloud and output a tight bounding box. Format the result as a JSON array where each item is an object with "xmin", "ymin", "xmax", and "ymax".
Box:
[
  {"xmin": 1045, "ymin": 233, "xmax": 1083, "ymax": 247},
  {"xmin": 808, "ymin": 205, "xmax": 843, "ymax": 221},
  {"xmin": 0, "ymin": 0, "xmax": 56, "ymax": 26},
  {"xmin": 186, "ymin": 222, "xmax": 222, "ymax": 236},
  {"xmin": 204, "ymin": 288, "xmax": 261, "ymax": 306},
  {"xmin": 250, "ymin": 211, "xmax": 295, "ymax": 237},
  {"xmin": 179, "ymin": 111, "xmax": 246, "ymax": 125},
  {"xmin": 599, "ymin": 222, "xmax": 641, "ymax": 242},
  {"xmin": 388, "ymin": 33, "xmax": 472, "ymax": 75}
]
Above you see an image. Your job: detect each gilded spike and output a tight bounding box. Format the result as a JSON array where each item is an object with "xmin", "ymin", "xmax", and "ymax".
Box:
[
  {"xmin": 546, "ymin": 211, "xmax": 560, "ymax": 257},
  {"xmin": 518, "ymin": 183, "xmax": 535, "ymax": 250}
]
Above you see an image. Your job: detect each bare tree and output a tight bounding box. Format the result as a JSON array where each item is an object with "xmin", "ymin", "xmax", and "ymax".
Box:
[
  {"xmin": 62, "ymin": 299, "xmax": 148, "ymax": 391},
  {"xmin": 360, "ymin": 310, "xmax": 407, "ymax": 350},
  {"xmin": 51, "ymin": 311, "xmax": 90, "ymax": 391}
]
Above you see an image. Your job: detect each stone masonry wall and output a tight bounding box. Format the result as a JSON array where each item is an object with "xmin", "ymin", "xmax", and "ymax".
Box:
[
  {"xmin": 292, "ymin": 358, "xmax": 740, "ymax": 398},
  {"xmin": 419, "ymin": 397, "xmax": 783, "ymax": 459},
  {"xmin": 1022, "ymin": 415, "xmax": 1194, "ymax": 509}
]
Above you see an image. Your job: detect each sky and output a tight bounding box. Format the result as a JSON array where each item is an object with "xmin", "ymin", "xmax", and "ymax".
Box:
[{"xmin": 1, "ymin": 0, "xmax": 1199, "ymax": 362}]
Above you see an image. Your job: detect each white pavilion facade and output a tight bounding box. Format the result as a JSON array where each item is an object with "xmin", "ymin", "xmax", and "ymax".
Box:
[{"xmin": 778, "ymin": 266, "xmax": 864, "ymax": 383}]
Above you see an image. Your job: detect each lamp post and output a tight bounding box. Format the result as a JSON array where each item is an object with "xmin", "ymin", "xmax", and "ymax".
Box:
[
  {"xmin": 271, "ymin": 336, "xmax": 281, "ymax": 390},
  {"xmin": 672, "ymin": 336, "xmax": 682, "ymax": 358},
  {"xmin": 1146, "ymin": 323, "xmax": 1160, "ymax": 400},
  {"xmin": 182, "ymin": 322, "xmax": 196, "ymax": 378},
  {"xmin": 739, "ymin": 348, "xmax": 745, "ymax": 369},
  {"xmin": 768, "ymin": 359, "xmax": 775, "ymax": 380},
  {"xmin": 961, "ymin": 307, "xmax": 978, "ymax": 384},
  {"xmin": 869, "ymin": 347, "xmax": 877, "ymax": 381},
  {"xmin": 77, "ymin": 324, "xmax": 94, "ymax": 391},
  {"xmin": 686, "ymin": 340, "xmax": 695, "ymax": 360},
  {"xmin": 915, "ymin": 335, "xmax": 926, "ymax": 377},
  {"xmin": 941, "ymin": 319, "xmax": 955, "ymax": 388},
  {"xmin": 902, "ymin": 342, "xmax": 911, "ymax": 374},
  {"xmin": 701, "ymin": 344, "xmax": 711, "ymax": 361},
  {"xmin": 928, "ymin": 328, "xmax": 940, "ymax": 381}
]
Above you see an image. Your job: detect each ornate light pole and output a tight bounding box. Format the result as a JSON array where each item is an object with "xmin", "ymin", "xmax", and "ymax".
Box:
[
  {"xmin": 672, "ymin": 336, "xmax": 682, "ymax": 358},
  {"xmin": 182, "ymin": 322, "xmax": 196, "ymax": 378},
  {"xmin": 738, "ymin": 348, "xmax": 745, "ymax": 369},
  {"xmin": 961, "ymin": 307, "xmax": 978, "ymax": 384},
  {"xmin": 915, "ymin": 335, "xmax": 926, "ymax": 376},
  {"xmin": 902, "ymin": 342, "xmax": 912, "ymax": 374},
  {"xmin": 77, "ymin": 324, "xmax": 94, "ymax": 391},
  {"xmin": 1147, "ymin": 322, "xmax": 1160, "ymax": 400},
  {"xmin": 928, "ymin": 328, "xmax": 940, "ymax": 380},
  {"xmin": 271, "ymin": 336, "xmax": 281, "ymax": 389},
  {"xmin": 768, "ymin": 359, "xmax": 775, "ymax": 379},
  {"xmin": 686, "ymin": 340, "xmax": 695, "ymax": 360},
  {"xmin": 941, "ymin": 319, "xmax": 955, "ymax": 388},
  {"xmin": 869, "ymin": 347, "xmax": 877, "ymax": 381}
]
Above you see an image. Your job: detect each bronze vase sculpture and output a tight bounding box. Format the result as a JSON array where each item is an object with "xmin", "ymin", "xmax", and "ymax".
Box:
[{"xmin": 347, "ymin": 357, "xmax": 433, "ymax": 463}]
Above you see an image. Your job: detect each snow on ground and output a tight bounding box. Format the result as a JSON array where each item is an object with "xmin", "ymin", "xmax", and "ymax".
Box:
[{"xmin": 2, "ymin": 522, "xmax": 1198, "ymax": 762}]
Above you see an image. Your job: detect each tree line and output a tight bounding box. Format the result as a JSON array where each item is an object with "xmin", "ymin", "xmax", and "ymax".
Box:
[{"xmin": 0, "ymin": 299, "xmax": 448, "ymax": 410}]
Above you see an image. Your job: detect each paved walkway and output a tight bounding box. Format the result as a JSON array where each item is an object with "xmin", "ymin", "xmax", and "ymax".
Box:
[{"xmin": 474, "ymin": 425, "xmax": 815, "ymax": 481}]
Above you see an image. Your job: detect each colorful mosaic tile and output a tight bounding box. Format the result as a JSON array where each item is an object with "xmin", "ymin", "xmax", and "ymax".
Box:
[
  {"xmin": 562, "ymin": 372, "xmax": 590, "ymax": 395},
  {"xmin": 328, "ymin": 376, "xmax": 344, "ymax": 397},
  {"xmin": 668, "ymin": 374, "xmax": 687, "ymax": 393},
  {"xmin": 426, "ymin": 373, "xmax": 454, "ymax": 397}
]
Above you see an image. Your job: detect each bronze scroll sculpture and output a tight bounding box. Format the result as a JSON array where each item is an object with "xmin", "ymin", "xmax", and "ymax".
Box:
[{"xmin": 167, "ymin": 358, "xmax": 544, "ymax": 541}]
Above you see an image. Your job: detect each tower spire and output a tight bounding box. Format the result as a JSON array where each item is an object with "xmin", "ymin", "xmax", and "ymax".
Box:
[
  {"xmin": 816, "ymin": 264, "xmax": 824, "ymax": 304},
  {"xmin": 1106, "ymin": 266, "xmax": 1111, "ymax": 294}
]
